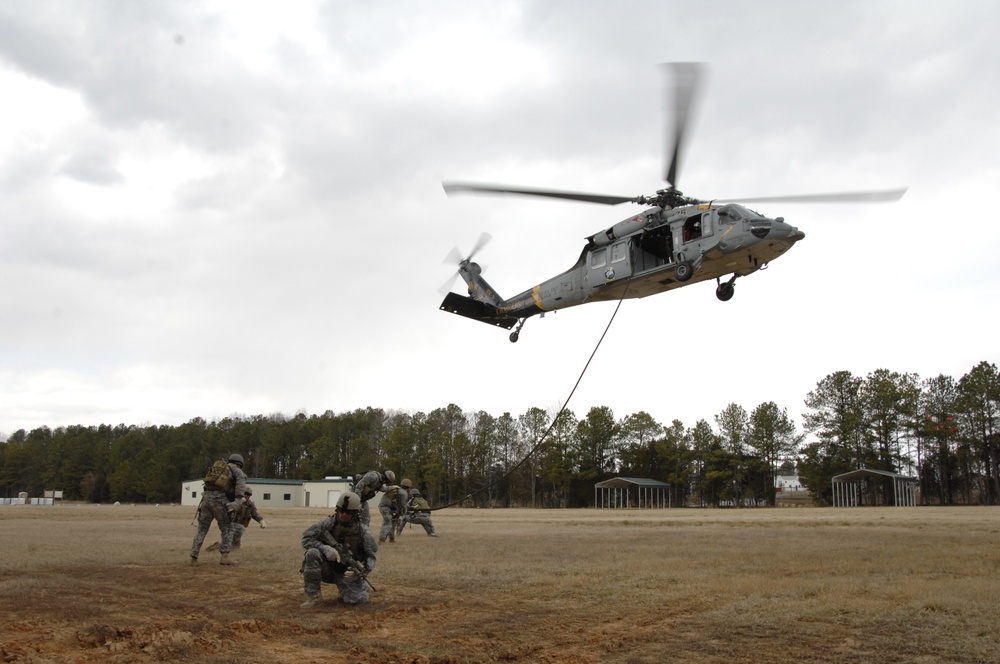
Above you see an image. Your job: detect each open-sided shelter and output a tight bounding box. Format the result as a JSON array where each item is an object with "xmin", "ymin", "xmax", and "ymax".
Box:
[
  {"xmin": 831, "ymin": 469, "xmax": 918, "ymax": 507},
  {"xmin": 594, "ymin": 477, "xmax": 671, "ymax": 508}
]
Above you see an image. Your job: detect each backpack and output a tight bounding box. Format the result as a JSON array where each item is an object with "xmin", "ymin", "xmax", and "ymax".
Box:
[{"xmin": 204, "ymin": 459, "xmax": 232, "ymax": 492}]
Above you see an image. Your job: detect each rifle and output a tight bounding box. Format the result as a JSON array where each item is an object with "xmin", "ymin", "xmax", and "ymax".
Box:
[{"xmin": 320, "ymin": 532, "xmax": 377, "ymax": 592}]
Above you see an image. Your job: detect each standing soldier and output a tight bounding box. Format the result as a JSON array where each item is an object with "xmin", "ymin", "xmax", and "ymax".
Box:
[
  {"xmin": 353, "ymin": 469, "xmax": 395, "ymax": 527},
  {"xmin": 300, "ymin": 492, "xmax": 379, "ymax": 607},
  {"xmin": 377, "ymin": 481, "xmax": 407, "ymax": 543},
  {"xmin": 401, "ymin": 488, "xmax": 437, "ymax": 537},
  {"xmin": 190, "ymin": 453, "xmax": 248, "ymax": 565},
  {"xmin": 205, "ymin": 487, "xmax": 266, "ymax": 552}
]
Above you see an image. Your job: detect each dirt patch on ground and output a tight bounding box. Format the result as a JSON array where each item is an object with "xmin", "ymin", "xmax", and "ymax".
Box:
[{"xmin": 2, "ymin": 505, "xmax": 999, "ymax": 663}]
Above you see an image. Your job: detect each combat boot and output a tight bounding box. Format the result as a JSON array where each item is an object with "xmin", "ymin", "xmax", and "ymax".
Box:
[
  {"xmin": 300, "ymin": 591, "xmax": 323, "ymax": 608},
  {"xmin": 220, "ymin": 552, "xmax": 236, "ymax": 566}
]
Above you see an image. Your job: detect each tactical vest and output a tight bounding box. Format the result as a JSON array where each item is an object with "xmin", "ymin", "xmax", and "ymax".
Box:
[
  {"xmin": 330, "ymin": 520, "xmax": 364, "ymax": 558},
  {"xmin": 234, "ymin": 501, "xmax": 254, "ymax": 526}
]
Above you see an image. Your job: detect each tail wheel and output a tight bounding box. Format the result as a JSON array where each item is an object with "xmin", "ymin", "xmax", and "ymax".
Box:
[
  {"xmin": 716, "ymin": 282, "xmax": 735, "ymax": 301},
  {"xmin": 509, "ymin": 318, "xmax": 526, "ymax": 343}
]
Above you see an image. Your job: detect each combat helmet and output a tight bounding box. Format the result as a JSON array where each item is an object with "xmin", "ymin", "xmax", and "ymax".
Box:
[
  {"xmin": 228, "ymin": 453, "xmax": 244, "ymax": 467},
  {"xmin": 400, "ymin": 478, "xmax": 412, "ymax": 489},
  {"xmin": 410, "ymin": 488, "xmax": 421, "ymax": 496},
  {"xmin": 383, "ymin": 469, "xmax": 396, "ymax": 483},
  {"xmin": 337, "ymin": 491, "xmax": 362, "ymax": 512}
]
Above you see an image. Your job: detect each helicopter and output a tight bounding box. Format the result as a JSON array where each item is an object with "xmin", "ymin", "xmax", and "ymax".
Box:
[{"xmin": 439, "ymin": 63, "xmax": 906, "ymax": 343}]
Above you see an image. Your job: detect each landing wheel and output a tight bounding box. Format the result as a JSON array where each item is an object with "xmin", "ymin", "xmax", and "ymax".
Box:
[
  {"xmin": 509, "ymin": 318, "xmax": 526, "ymax": 343},
  {"xmin": 716, "ymin": 282, "xmax": 735, "ymax": 301},
  {"xmin": 674, "ymin": 261, "xmax": 693, "ymax": 282}
]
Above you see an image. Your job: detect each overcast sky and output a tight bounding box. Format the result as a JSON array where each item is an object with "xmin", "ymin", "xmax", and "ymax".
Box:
[{"xmin": 1, "ymin": 1, "xmax": 998, "ymax": 440}]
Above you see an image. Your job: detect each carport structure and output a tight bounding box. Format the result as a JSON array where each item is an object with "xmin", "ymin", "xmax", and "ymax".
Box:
[
  {"xmin": 594, "ymin": 477, "xmax": 671, "ymax": 509},
  {"xmin": 831, "ymin": 469, "xmax": 918, "ymax": 507}
]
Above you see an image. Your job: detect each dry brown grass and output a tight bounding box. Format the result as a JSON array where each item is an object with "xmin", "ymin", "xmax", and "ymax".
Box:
[{"xmin": 1, "ymin": 504, "xmax": 999, "ymax": 663}]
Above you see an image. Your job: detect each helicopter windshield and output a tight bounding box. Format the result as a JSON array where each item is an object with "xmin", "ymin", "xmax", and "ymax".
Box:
[
  {"xmin": 717, "ymin": 204, "xmax": 762, "ymax": 224},
  {"xmin": 717, "ymin": 205, "xmax": 742, "ymax": 223}
]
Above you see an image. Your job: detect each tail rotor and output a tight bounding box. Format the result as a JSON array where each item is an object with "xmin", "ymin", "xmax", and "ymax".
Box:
[{"xmin": 439, "ymin": 232, "xmax": 492, "ymax": 295}]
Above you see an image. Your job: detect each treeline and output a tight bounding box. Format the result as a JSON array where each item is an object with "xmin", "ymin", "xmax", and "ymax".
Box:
[{"xmin": 1, "ymin": 362, "xmax": 997, "ymax": 507}]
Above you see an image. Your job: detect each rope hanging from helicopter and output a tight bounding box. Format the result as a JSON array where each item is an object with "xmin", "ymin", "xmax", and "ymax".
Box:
[{"xmin": 428, "ymin": 259, "xmax": 639, "ymax": 512}]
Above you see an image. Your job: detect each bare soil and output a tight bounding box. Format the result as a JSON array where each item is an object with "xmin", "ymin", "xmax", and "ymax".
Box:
[{"xmin": 1, "ymin": 504, "xmax": 999, "ymax": 663}]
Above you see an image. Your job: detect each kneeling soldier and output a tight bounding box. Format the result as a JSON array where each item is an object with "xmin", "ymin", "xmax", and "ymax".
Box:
[
  {"xmin": 300, "ymin": 492, "xmax": 378, "ymax": 607},
  {"xmin": 402, "ymin": 488, "xmax": 437, "ymax": 537}
]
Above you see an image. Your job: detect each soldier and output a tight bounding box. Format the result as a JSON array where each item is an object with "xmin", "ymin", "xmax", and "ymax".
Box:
[
  {"xmin": 190, "ymin": 453, "xmax": 248, "ymax": 566},
  {"xmin": 394, "ymin": 478, "xmax": 413, "ymax": 537},
  {"xmin": 377, "ymin": 481, "xmax": 407, "ymax": 543},
  {"xmin": 353, "ymin": 469, "xmax": 395, "ymax": 527},
  {"xmin": 401, "ymin": 487, "xmax": 437, "ymax": 537},
  {"xmin": 300, "ymin": 492, "xmax": 378, "ymax": 608},
  {"xmin": 205, "ymin": 487, "xmax": 266, "ymax": 552}
]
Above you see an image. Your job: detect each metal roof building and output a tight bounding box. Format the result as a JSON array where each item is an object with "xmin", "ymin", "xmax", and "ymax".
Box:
[
  {"xmin": 594, "ymin": 477, "xmax": 671, "ymax": 509},
  {"xmin": 831, "ymin": 469, "xmax": 918, "ymax": 507}
]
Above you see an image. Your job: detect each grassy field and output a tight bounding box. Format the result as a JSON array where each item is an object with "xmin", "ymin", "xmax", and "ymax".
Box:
[{"xmin": 1, "ymin": 503, "xmax": 998, "ymax": 663}]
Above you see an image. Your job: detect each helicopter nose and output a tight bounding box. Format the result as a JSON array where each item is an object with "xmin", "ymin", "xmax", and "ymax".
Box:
[{"xmin": 770, "ymin": 218, "xmax": 804, "ymax": 242}]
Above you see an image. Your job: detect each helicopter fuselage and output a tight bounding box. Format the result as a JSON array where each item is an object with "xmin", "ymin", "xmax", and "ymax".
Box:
[{"xmin": 439, "ymin": 202, "xmax": 805, "ymax": 337}]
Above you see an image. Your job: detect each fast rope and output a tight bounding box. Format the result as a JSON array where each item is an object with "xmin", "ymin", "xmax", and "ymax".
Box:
[{"xmin": 430, "ymin": 269, "xmax": 636, "ymax": 511}]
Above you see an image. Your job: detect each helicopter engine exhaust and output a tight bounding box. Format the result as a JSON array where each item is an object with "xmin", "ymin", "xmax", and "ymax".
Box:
[{"xmin": 588, "ymin": 212, "xmax": 656, "ymax": 247}]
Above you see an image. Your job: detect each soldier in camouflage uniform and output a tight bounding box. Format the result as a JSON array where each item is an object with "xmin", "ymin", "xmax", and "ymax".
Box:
[
  {"xmin": 353, "ymin": 469, "xmax": 395, "ymax": 527},
  {"xmin": 232, "ymin": 487, "xmax": 266, "ymax": 548},
  {"xmin": 190, "ymin": 453, "xmax": 248, "ymax": 566},
  {"xmin": 377, "ymin": 481, "xmax": 407, "ymax": 543},
  {"xmin": 399, "ymin": 487, "xmax": 437, "ymax": 537},
  {"xmin": 205, "ymin": 486, "xmax": 266, "ymax": 552},
  {"xmin": 300, "ymin": 492, "xmax": 379, "ymax": 607}
]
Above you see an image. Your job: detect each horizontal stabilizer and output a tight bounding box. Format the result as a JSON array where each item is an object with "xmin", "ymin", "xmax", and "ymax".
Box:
[{"xmin": 439, "ymin": 292, "xmax": 519, "ymax": 330}]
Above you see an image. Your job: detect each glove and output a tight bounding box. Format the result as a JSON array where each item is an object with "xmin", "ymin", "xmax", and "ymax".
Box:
[
  {"xmin": 259, "ymin": 520, "xmax": 267, "ymax": 528},
  {"xmin": 319, "ymin": 545, "xmax": 339, "ymax": 562}
]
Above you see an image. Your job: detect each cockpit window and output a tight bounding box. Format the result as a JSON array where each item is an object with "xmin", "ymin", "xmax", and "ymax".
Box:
[{"xmin": 717, "ymin": 205, "xmax": 742, "ymax": 223}]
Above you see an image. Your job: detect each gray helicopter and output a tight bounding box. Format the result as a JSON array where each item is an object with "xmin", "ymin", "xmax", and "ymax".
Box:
[{"xmin": 440, "ymin": 63, "xmax": 906, "ymax": 343}]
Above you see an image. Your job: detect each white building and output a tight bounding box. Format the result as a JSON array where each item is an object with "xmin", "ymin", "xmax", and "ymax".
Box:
[
  {"xmin": 775, "ymin": 474, "xmax": 806, "ymax": 494},
  {"xmin": 180, "ymin": 476, "xmax": 357, "ymax": 509}
]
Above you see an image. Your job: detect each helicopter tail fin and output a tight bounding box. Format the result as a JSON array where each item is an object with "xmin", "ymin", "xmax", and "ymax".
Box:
[{"xmin": 439, "ymin": 293, "xmax": 519, "ymax": 330}]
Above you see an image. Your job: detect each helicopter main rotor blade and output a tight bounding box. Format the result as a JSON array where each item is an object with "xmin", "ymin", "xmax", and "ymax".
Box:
[
  {"xmin": 714, "ymin": 187, "xmax": 908, "ymax": 204},
  {"xmin": 443, "ymin": 182, "xmax": 637, "ymax": 206},
  {"xmin": 663, "ymin": 62, "xmax": 705, "ymax": 189}
]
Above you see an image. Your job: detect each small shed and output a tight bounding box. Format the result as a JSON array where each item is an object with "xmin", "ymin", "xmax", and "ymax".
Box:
[
  {"xmin": 594, "ymin": 477, "xmax": 671, "ymax": 509},
  {"xmin": 831, "ymin": 469, "xmax": 918, "ymax": 507}
]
